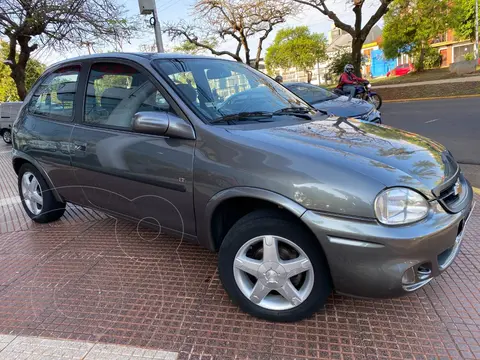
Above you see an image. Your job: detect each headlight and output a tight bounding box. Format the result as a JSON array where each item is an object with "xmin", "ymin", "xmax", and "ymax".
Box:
[
  {"xmin": 367, "ymin": 83, "xmax": 372, "ymax": 89},
  {"xmin": 374, "ymin": 188, "xmax": 429, "ymax": 225},
  {"xmin": 359, "ymin": 108, "xmax": 374, "ymax": 120}
]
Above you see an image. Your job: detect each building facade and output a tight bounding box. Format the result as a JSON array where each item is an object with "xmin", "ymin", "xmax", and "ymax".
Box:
[{"xmin": 431, "ymin": 29, "xmax": 475, "ymax": 66}]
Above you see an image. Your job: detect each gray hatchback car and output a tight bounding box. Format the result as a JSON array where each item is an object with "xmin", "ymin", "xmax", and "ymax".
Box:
[{"xmin": 12, "ymin": 53, "xmax": 474, "ymax": 322}]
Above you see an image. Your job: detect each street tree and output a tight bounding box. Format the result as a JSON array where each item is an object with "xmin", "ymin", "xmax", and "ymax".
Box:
[
  {"xmin": 0, "ymin": 0, "xmax": 138, "ymax": 100},
  {"xmin": 291, "ymin": 0, "xmax": 396, "ymax": 76},
  {"xmin": 163, "ymin": 0, "xmax": 299, "ymax": 69},
  {"xmin": 265, "ymin": 26, "xmax": 327, "ymax": 81},
  {"xmin": 172, "ymin": 40, "xmax": 218, "ymax": 55},
  {"xmin": 0, "ymin": 42, "xmax": 45, "ymax": 102},
  {"xmin": 382, "ymin": 0, "xmax": 449, "ymax": 71},
  {"xmin": 450, "ymin": 0, "xmax": 476, "ymax": 41}
]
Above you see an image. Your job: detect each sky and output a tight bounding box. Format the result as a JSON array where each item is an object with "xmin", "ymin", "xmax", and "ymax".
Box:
[{"xmin": 38, "ymin": 0, "xmax": 384, "ymax": 65}]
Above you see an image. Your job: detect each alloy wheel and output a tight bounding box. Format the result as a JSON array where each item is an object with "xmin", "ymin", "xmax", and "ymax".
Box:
[
  {"xmin": 233, "ymin": 235, "xmax": 314, "ymax": 311},
  {"xmin": 3, "ymin": 130, "xmax": 11, "ymax": 143},
  {"xmin": 21, "ymin": 172, "xmax": 43, "ymax": 215}
]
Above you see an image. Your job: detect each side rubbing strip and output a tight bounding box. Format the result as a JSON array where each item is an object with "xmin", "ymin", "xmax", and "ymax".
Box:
[{"xmin": 328, "ymin": 237, "xmax": 384, "ymax": 248}]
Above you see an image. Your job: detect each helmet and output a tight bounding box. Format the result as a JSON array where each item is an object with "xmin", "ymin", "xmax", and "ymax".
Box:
[
  {"xmin": 344, "ymin": 64, "xmax": 354, "ymax": 73},
  {"xmin": 275, "ymin": 75, "xmax": 283, "ymax": 83}
]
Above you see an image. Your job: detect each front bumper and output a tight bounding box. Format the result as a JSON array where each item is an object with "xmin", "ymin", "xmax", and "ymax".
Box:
[
  {"xmin": 301, "ymin": 179, "xmax": 474, "ymax": 298},
  {"xmin": 355, "ymin": 109, "xmax": 381, "ymax": 124}
]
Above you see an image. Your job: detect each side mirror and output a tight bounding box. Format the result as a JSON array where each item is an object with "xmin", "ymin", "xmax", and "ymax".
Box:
[{"xmin": 133, "ymin": 111, "xmax": 195, "ymax": 140}]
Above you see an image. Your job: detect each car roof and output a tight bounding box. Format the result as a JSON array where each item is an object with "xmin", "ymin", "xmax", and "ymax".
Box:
[{"xmin": 48, "ymin": 52, "xmax": 231, "ymax": 68}]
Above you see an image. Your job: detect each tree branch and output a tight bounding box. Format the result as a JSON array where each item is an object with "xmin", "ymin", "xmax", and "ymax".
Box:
[
  {"xmin": 361, "ymin": 0, "xmax": 394, "ymax": 39},
  {"xmin": 353, "ymin": 4, "xmax": 362, "ymax": 36},
  {"xmin": 254, "ymin": 23, "xmax": 274, "ymax": 69},
  {"xmin": 164, "ymin": 25, "xmax": 243, "ymax": 62},
  {"xmin": 292, "ymin": 0, "xmax": 354, "ymax": 35}
]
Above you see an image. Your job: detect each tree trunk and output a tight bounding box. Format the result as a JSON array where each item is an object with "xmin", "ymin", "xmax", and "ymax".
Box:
[
  {"xmin": 417, "ymin": 45, "xmax": 426, "ymax": 72},
  {"xmin": 351, "ymin": 37, "xmax": 364, "ymax": 77},
  {"xmin": 7, "ymin": 36, "xmax": 32, "ymax": 101},
  {"xmin": 11, "ymin": 67, "xmax": 28, "ymax": 100}
]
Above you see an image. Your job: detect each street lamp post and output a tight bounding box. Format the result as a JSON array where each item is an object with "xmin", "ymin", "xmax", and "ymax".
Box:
[
  {"xmin": 139, "ymin": 0, "xmax": 165, "ymax": 53},
  {"xmin": 476, "ymin": 0, "xmax": 479, "ymax": 59},
  {"xmin": 152, "ymin": 7, "xmax": 164, "ymax": 53}
]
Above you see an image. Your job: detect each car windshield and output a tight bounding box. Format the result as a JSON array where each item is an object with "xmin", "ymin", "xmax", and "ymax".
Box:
[
  {"xmin": 286, "ymin": 84, "xmax": 337, "ymax": 104},
  {"xmin": 152, "ymin": 58, "xmax": 313, "ymax": 124}
]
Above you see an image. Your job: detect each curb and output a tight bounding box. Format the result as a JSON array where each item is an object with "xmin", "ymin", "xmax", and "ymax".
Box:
[
  {"xmin": 384, "ymin": 94, "xmax": 480, "ymax": 103},
  {"xmin": 474, "ymin": 187, "xmax": 480, "ymax": 195}
]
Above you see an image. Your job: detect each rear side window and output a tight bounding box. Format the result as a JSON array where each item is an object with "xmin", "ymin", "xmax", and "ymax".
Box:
[
  {"xmin": 84, "ymin": 62, "xmax": 175, "ymax": 130},
  {"xmin": 288, "ymin": 84, "xmax": 333, "ymax": 103},
  {"xmin": 28, "ymin": 66, "xmax": 80, "ymax": 121}
]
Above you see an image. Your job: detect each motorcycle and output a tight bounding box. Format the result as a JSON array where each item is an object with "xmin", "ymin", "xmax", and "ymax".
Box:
[{"xmin": 333, "ymin": 81, "xmax": 382, "ymax": 110}]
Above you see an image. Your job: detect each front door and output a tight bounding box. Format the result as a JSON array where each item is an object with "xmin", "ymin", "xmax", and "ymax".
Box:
[
  {"xmin": 69, "ymin": 61, "xmax": 196, "ymax": 237},
  {"xmin": 440, "ymin": 49, "xmax": 448, "ymax": 67}
]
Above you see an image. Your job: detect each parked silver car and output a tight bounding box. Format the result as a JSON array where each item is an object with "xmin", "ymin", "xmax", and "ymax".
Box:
[
  {"xmin": 11, "ymin": 53, "xmax": 474, "ymax": 322},
  {"xmin": 0, "ymin": 101, "xmax": 22, "ymax": 144},
  {"xmin": 284, "ymin": 82, "xmax": 382, "ymax": 123}
]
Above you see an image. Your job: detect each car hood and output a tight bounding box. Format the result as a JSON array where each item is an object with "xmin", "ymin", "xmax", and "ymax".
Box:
[
  {"xmin": 313, "ymin": 96, "xmax": 373, "ymax": 117},
  {"xmin": 228, "ymin": 118, "xmax": 458, "ymax": 196}
]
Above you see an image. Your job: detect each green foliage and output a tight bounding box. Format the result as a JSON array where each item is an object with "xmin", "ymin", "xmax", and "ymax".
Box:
[
  {"xmin": 450, "ymin": 0, "xmax": 476, "ymax": 41},
  {"xmin": 265, "ymin": 26, "xmax": 327, "ymax": 75},
  {"xmin": 0, "ymin": 42, "xmax": 45, "ymax": 102},
  {"xmin": 328, "ymin": 50, "xmax": 353, "ymax": 76},
  {"xmin": 422, "ymin": 47, "xmax": 442, "ymax": 69},
  {"xmin": 464, "ymin": 52, "xmax": 475, "ymax": 61},
  {"xmin": 382, "ymin": 0, "xmax": 449, "ymax": 69}
]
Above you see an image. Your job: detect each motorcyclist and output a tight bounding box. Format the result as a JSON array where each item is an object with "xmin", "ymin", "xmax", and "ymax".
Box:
[
  {"xmin": 337, "ymin": 64, "xmax": 366, "ymax": 100},
  {"xmin": 274, "ymin": 75, "xmax": 283, "ymax": 84}
]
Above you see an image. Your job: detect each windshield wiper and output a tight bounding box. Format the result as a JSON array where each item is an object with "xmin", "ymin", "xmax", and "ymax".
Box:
[
  {"xmin": 273, "ymin": 107, "xmax": 314, "ymax": 119},
  {"xmin": 210, "ymin": 107, "xmax": 322, "ymax": 124},
  {"xmin": 210, "ymin": 111, "xmax": 273, "ymax": 124}
]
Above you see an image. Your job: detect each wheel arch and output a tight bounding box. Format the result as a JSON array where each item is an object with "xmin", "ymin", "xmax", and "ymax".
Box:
[
  {"xmin": 202, "ymin": 187, "xmax": 310, "ymax": 251},
  {"xmin": 12, "ymin": 152, "xmax": 64, "ymax": 203}
]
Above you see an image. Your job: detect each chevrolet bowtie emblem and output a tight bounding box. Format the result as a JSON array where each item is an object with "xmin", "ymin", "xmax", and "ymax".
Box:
[{"xmin": 453, "ymin": 179, "xmax": 462, "ymax": 196}]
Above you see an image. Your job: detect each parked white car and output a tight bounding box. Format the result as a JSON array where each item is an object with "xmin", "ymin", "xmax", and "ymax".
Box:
[{"xmin": 0, "ymin": 101, "xmax": 22, "ymax": 144}]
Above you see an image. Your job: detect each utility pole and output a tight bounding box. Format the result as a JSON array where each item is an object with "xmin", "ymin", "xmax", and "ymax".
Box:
[
  {"xmin": 152, "ymin": 4, "xmax": 164, "ymax": 53},
  {"xmin": 139, "ymin": 0, "xmax": 164, "ymax": 53},
  {"xmin": 476, "ymin": 0, "xmax": 479, "ymax": 59}
]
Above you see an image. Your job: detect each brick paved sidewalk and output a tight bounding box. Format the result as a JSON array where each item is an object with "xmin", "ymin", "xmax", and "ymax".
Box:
[{"xmin": 0, "ymin": 142, "xmax": 479, "ymax": 359}]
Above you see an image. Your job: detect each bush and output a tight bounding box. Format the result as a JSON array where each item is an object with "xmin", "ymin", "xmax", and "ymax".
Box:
[
  {"xmin": 328, "ymin": 50, "xmax": 352, "ymax": 76},
  {"xmin": 424, "ymin": 48, "xmax": 442, "ymax": 69},
  {"xmin": 464, "ymin": 52, "xmax": 475, "ymax": 61},
  {"xmin": 414, "ymin": 46, "xmax": 442, "ymax": 70}
]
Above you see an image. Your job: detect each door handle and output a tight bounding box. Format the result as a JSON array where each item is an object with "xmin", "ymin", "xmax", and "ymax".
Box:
[{"xmin": 74, "ymin": 142, "xmax": 87, "ymax": 152}]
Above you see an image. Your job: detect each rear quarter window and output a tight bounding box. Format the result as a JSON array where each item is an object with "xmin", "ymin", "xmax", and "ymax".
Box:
[{"xmin": 27, "ymin": 65, "xmax": 81, "ymax": 121}]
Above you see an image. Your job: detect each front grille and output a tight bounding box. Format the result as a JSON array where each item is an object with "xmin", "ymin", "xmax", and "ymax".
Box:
[
  {"xmin": 436, "ymin": 174, "xmax": 466, "ymax": 213},
  {"xmin": 432, "ymin": 151, "xmax": 464, "ymax": 213}
]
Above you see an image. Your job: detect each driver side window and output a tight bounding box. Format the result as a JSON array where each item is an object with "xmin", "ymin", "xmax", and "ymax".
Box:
[{"xmin": 84, "ymin": 62, "xmax": 175, "ymax": 129}]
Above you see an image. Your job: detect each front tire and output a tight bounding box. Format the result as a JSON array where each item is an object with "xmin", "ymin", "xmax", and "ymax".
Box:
[
  {"xmin": 18, "ymin": 163, "xmax": 66, "ymax": 223},
  {"xmin": 218, "ymin": 210, "xmax": 332, "ymax": 322},
  {"xmin": 369, "ymin": 94, "xmax": 382, "ymax": 110},
  {"xmin": 2, "ymin": 129, "xmax": 11, "ymax": 144}
]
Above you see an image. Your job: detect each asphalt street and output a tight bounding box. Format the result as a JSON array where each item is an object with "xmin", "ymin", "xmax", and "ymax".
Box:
[{"xmin": 382, "ymin": 97, "xmax": 480, "ymax": 187}]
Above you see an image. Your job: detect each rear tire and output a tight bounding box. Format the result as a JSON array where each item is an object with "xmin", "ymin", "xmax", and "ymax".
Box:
[
  {"xmin": 18, "ymin": 163, "xmax": 66, "ymax": 223},
  {"xmin": 218, "ymin": 210, "xmax": 332, "ymax": 322},
  {"xmin": 2, "ymin": 129, "xmax": 11, "ymax": 144}
]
